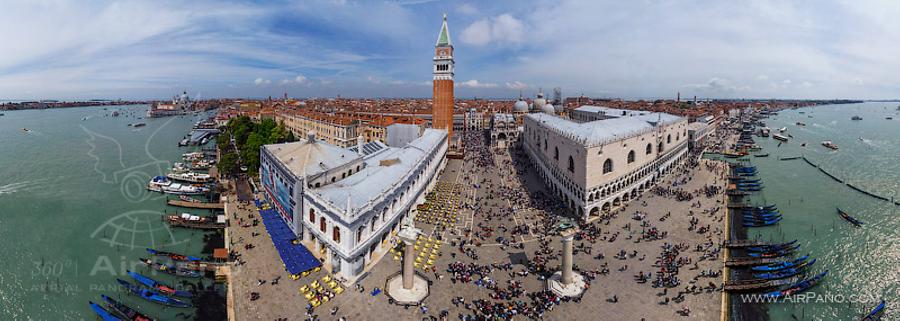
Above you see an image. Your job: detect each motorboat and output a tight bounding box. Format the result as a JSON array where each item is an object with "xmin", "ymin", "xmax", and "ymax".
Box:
[
  {"xmin": 822, "ymin": 141, "xmax": 838, "ymax": 150},
  {"xmin": 166, "ymin": 172, "xmax": 212, "ymax": 183}
]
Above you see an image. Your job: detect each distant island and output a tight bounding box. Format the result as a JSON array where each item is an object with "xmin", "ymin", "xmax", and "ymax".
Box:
[{"xmin": 0, "ymin": 100, "xmax": 147, "ymax": 111}]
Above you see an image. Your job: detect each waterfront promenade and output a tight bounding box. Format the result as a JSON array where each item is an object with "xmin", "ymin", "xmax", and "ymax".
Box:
[{"xmin": 226, "ymin": 131, "xmax": 730, "ymax": 320}]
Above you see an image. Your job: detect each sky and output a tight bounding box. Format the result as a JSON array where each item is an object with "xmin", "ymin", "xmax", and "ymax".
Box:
[{"xmin": 1, "ymin": 0, "xmax": 899, "ymax": 100}]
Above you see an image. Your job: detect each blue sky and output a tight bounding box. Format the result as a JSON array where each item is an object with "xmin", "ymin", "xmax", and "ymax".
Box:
[{"xmin": 1, "ymin": 0, "xmax": 899, "ymax": 100}]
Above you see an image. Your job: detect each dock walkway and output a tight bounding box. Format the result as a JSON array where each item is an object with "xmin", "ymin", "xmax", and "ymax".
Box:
[{"xmin": 167, "ymin": 199, "xmax": 225, "ymax": 209}]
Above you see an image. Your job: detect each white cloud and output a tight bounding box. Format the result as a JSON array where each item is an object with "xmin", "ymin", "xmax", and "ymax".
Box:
[
  {"xmin": 279, "ymin": 74, "xmax": 308, "ymax": 85},
  {"xmin": 457, "ymin": 79, "xmax": 498, "ymax": 88},
  {"xmin": 460, "ymin": 14, "xmax": 524, "ymax": 46},
  {"xmin": 506, "ymin": 81, "xmax": 529, "ymax": 90},
  {"xmin": 254, "ymin": 78, "xmax": 271, "ymax": 85},
  {"xmin": 457, "ymin": 3, "xmax": 478, "ymax": 15},
  {"xmin": 756, "ymin": 75, "xmax": 769, "ymax": 80}
]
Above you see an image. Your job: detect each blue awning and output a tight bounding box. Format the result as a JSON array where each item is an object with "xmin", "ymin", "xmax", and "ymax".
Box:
[{"xmin": 255, "ymin": 200, "xmax": 321, "ymax": 275}]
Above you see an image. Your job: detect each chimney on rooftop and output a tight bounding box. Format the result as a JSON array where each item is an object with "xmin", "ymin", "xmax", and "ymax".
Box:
[
  {"xmin": 356, "ymin": 135, "xmax": 364, "ymax": 156},
  {"xmin": 307, "ymin": 131, "xmax": 316, "ymax": 143}
]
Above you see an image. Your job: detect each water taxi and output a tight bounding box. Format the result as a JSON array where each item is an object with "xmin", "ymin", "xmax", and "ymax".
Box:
[
  {"xmin": 822, "ymin": 141, "xmax": 838, "ymax": 150},
  {"xmin": 851, "ymin": 115, "xmax": 862, "ymax": 120},
  {"xmin": 773, "ymin": 134, "xmax": 789, "ymax": 142}
]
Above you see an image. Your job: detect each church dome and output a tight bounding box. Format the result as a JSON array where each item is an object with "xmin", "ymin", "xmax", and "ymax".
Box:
[
  {"xmin": 541, "ymin": 103, "xmax": 555, "ymax": 114},
  {"xmin": 513, "ymin": 100, "xmax": 528, "ymax": 112}
]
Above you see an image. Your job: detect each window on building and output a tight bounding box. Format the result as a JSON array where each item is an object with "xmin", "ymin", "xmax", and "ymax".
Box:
[
  {"xmin": 646, "ymin": 143, "xmax": 652, "ymax": 155},
  {"xmin": 554, "ymin": 147, "xmax": 559, "ymax": 160},
  {"xmin": 309, "ymin": 208, "xmax": 315, "ymax": 223},
  {"xmin": 667, "ymin": 134, "xmax": 671, "ymax": 144},
  {"xmin": 658, "ymin": 142, "xmax": 664, "ymax": 153},
  {"xmin": 603, "ymin": 159, "xmax": 613, "ymax": 174},
  {"xmin": 567, "ymin": 156, "xmax": 575, "ymax": 172},
  {"xmin": 627, "ymin": 150, "xmax": 635, "ymax": 164},
  {"xmin": 319, "ymin": 217, "xmax": 326, "ymax": 232},
  {"xmin": 333, "ymin": 226, "xmax": 341, "ymax": 243}
]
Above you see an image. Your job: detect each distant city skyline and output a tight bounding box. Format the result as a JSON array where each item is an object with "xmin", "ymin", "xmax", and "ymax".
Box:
[{"xmin": 1, "ymin": 0, "xmax": 899, "ymax": 100}]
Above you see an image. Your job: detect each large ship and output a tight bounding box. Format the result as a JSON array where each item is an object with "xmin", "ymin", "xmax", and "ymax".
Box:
[{"xmin": 147, "ymin": 91, "xmax": 193, "ymax": 118}]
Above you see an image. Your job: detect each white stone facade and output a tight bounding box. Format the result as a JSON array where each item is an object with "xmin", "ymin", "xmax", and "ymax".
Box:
[
  {"xmin": 523, "ymin": 107, "xmax": 689, "ymax": 221},
  {"xmin": 260, "ymin": 129, "xmax": 448, "ymax": 283}
]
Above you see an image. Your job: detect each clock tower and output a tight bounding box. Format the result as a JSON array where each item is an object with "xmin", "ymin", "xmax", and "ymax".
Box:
[{"xmin": 432, "ymin": 14, "xmax": 454, "ymax": 145}]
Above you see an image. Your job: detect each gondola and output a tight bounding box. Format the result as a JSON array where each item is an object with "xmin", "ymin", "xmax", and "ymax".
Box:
[
  {"xmin": 101, "ymin": 294, "xmax": 156, "ymax": 321},
  {"xmin": 742, "ymin": 207, "xmax": 779, "ymax": 213},
  {"xmin": 89, "ymin": 301, "xmax": 122, "ymax": 321},
  {"xmin": 751, "ymin": 255, "xmax": 809, "ymax": 272},
  {"xmin": 734, "ymin": 166, "xmax": 757, "ymax": 173},
  {"xmin": 138, "ymin": 258, "xmax": 202, "ymax": 278},
  {"xmin": 748, "ymin": 243, "xmax": 799, "ymax": 255},
  {"xmin": 733, "ymin": 178, "xmax": 761, "ymax": 183},
  {"xmin": 128, "ymin": 270, "xmax": 193, "ymax": 298},
  {"xmin": 146, "ymin": 248, "xmax": 201, "ymax": 262},
  {"xmin": 116, "ymin": 279, "xmax": 193, "ymax": 308},
  {"xmin": 743, "ymin": 212, "xmax": 781, "ymax": 218},
  {"xmin": 743, "ymin": 216, "xmax": 782, "ymax": 223},
  {"xmin": 746, "ymin": 240, "xmax": 798, "ymax": 253},
  {"xmin": 861, "ymin": 299, "xmax": 886, "ymax": 321},
  {"xmin": 754, "ymin": 153, "xmax": 769, "ymax": 157},
  {"xmin": 743, "ymin": 219, "xmax": 781, "ymax": 228},
  {"xmin": 836, "ymin": 207, "xmax": 864, "ymax": 227},
  {"xmin": 746, "ymin": 241, "xmax": 796, "ymax": 253},
  {"xmin": 752, "ymin": 259, "xmax": 816, "ymax": 280},
  {"xmin": 762, "ymin": 270, "xmax": 828, "ymax": 299},
  {"xmin": 738, "ymin": 187, "xmax": 763, "ymax": 192},
  {"xmin": 748, "ymin": 247, "xmax": 794, "ymax": 258}
]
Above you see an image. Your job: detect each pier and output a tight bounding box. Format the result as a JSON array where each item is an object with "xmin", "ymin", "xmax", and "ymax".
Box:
[{"xmin": 167, "ymin": 199, "xmax": 225, "ymax": 209}]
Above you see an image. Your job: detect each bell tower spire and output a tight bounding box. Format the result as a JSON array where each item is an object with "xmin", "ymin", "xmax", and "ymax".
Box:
[{"xmin": 432, "ymin": 13, "xmax": 455, "ymax": 145}]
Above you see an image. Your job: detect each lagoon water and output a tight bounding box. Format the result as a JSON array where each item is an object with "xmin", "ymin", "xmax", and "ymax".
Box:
[
  {"xmin": 742, "ymin": 102, "xmax": 899, "ymax": 320},
  {"xmin": 0, "ymin": 105, "xmax": 215, "ymax": 320}
]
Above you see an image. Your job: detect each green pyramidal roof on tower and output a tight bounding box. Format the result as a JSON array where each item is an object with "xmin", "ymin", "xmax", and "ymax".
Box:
[{"xmin": 436, "ymin": 14, "xmax": 451, "ymax": 47}]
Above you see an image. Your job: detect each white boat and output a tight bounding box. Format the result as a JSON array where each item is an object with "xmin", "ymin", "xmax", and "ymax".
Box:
[
  {"xmin": 773, "ymin": 134, "xmax": 789, "ymax": 142},
  {"xmin": 148, "ymin": 176, "xmax": 208, "ymax": 194},
  {"xmin": 162, "ymin": 183, "xmax": 208, "ymax": 195},
  {"xmin": 779, "ymin": 127, "xmax": 787, "ymax": 132},
  {"xmin": 182, "ymin": 152, "xmax": 205, "ymax": 161},
  {"xmin": 147, "ymin": 175, "xmax": 172, "ymax": 192},
  {"xmin": 166, "ymin": 172, "xmax": 212, "ymax": 183}
]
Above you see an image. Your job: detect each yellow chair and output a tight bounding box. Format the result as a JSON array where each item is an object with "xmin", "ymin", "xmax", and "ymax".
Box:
[
  {"xmin": 327, "ymin": 280, "xmax": 338, "ymax": 289},
  {"xmin": 311, "ymin": 299, "xmax": 321, "ymax": 307},
  {"xmin": 413, "ymin": 262, "xmax": 420, "ymax": 268},
  {"xmin": 322, "ymin": 275, "xmax": 332, "ymax": 282},
  {"xmin": 393, "ymin": 255, "xmax": 400, "ymax": 261},
  {"xmin": 321, "ymin": 296, "xmax": 330, "ymax": 303},
  {"xmin": 413, "ymin": 246, "xmax": 419, "ymax": 251},
  {"xmin": 334, "ymin": 286, "xmax": 344, "ymax": 295},
  {"xmin": 300, "ymin": 285, "xmax": 310, "ymax": 293},
  {"xmin": 415, "ymin": 257, "xmax": 422, "ymax": 263},
  {"xmin": 313, "ymin": 267, "xmax": 321, "ymax": 273},
  {"xmin": 311, "ymin": 280, "xmax": 320, "ymax": 288},
  {"xmin": 302, "ymin": 271, "xmax": 311, "ymax": 277},
  {"xmin": 426, "ymin": 259, "xmax": 434, "ymax": 265},
  {"xmin": 304, "ymin": 292, "xmax": 315, "ymax": 300}
]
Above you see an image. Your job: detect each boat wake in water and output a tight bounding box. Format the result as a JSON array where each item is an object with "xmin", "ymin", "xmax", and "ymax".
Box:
[{"xmin": 0, "ymin": 179, "xmax": 49, "ymax": 195}]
